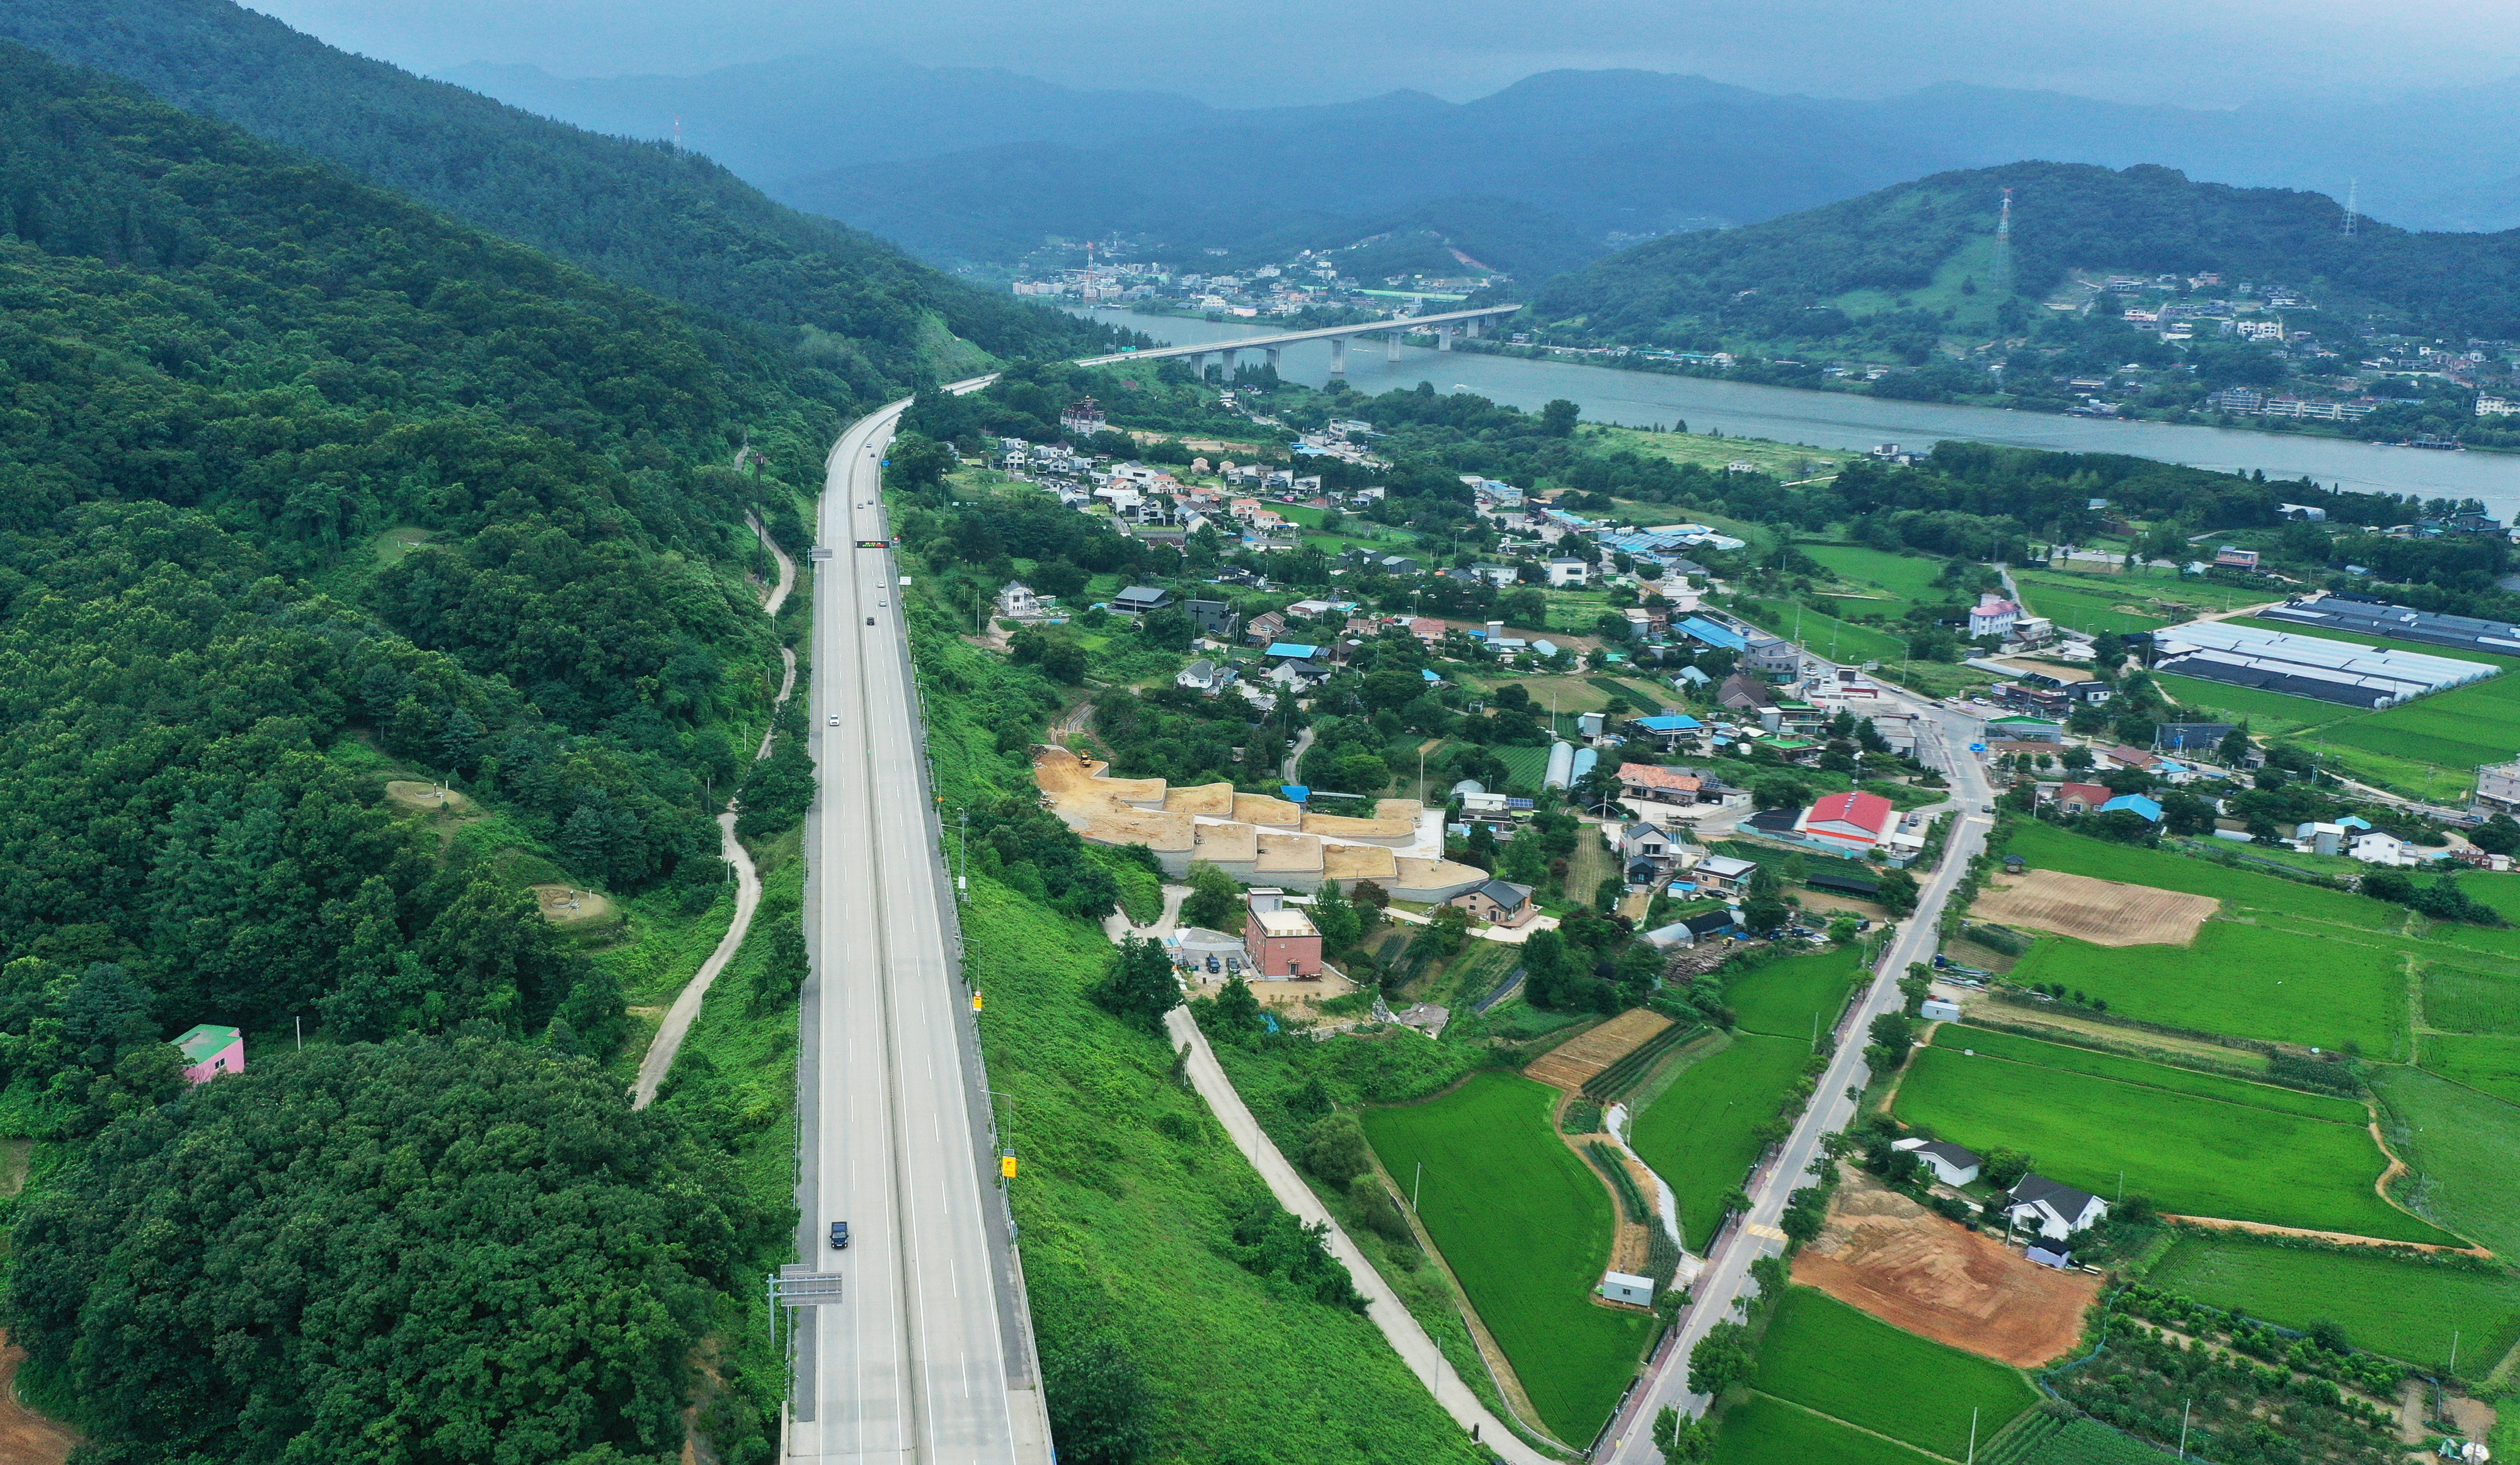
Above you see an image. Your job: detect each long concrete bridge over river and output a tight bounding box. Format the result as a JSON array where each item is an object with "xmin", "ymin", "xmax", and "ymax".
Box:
[{"xmin": 1077, "ymin": 304, "xmax": 1523, "ymax": 376}]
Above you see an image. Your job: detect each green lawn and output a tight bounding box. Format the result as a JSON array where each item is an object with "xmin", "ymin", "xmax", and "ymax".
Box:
[
  {"xmin": 1724, "ymin": 946, "xmax": 1865, "ymax": 1044},
  {"xmin": 1938, "ymin": 1027, "xmax": 2363, "ymax": 1122},
  {"xmin": 1360, "ymin": 1073, "xmax": 1649, "ymax": 1442},
  {"xmin": 2011, "ymin": 922, "xmax": 2409, "ymax": 1057},
  {"xmin": 2145, "ymin": 1234, "xmax": 2520, "ymax": 1371},
  {"xmin": 1753, "ymin": 1287, "xmax": 2037, "ymax": 1459},
  {"xmin": 1895, "ymin": 1029, "xmax": 2451, "ymax": 1243},
  {"xmin": 2374, "ymin": 1066, "xmax": 2520, "ymax": 1260},
  {"xmin": 1801, "ymin": 544, "xmax": 1954, "ymax": 620},
  {"xmin": 2420, "ymin": 1033, "xmax": 2520, "ymax": 1107},
  {"xmin": 1740, "ymin": 596, "xmax": 1911, "ymax": 667},
  {"xmin": 1709, "ymin": 1394, "xmax": 1939, "ymax": 1465},
  {"xmin": 2424, "ymin": 964, "xmax": 2520, "ymax": 1034},
  {"xmin": 1629, "ymin": 1034, "xmax": 1810, "ymax": 1249}
]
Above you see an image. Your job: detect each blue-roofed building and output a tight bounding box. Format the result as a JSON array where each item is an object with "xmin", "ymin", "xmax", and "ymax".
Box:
[
  {"xmin": 1265, "ymin": 642, "xmax": 1323, "ymax": 660},
  {"xmin": 1635, "ymin": 714, "xmax": 1702, "ymax": 732},
  {"xmin": 1421, "ymin": 668, "xmax": 1443, "ymax": 683},
  {"xmin": 2099, "ymin": 794, "xmax": 2163, "ymax": 822},
  {"xmin": 1676, "ymin": 617, "xmax": 1748, "ymax": 652},
  {"xmin": 1280, "ymin": 784, "xmax": 1310, "ymax": 803}
]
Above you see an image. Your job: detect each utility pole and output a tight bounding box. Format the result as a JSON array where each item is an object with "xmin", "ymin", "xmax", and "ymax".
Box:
[
  {"xmin": 1966, "ymin": 1407, "xmax": 1978, "ymax": 1465},
  {"xmin": 1413, "ymin": 1160, "xmax": 1423, "ymax": 1211},
  {"xmin": 2178, "ymin": 1399, "xmax": 2191, "ymax": 1460},
  {"xmin": 2343, "ymin": 178, "xmax": 2359, "ymax": 238}
]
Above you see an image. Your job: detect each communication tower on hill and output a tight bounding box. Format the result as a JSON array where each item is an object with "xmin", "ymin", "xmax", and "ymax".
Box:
[
  {"xmin": 1992, "ymin": 186, "xmax": 2015, "ymax": 294},
  {"xmin": 2343, "ymin": 178, "xmax": 2359, "ymax": 237}
]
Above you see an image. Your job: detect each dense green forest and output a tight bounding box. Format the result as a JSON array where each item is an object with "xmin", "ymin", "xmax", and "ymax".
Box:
[
  {"xmin": 1530, "ymin": 161, "xmax": 2520, "ymax": 348},
  {"xmin": 0, "ymin": 38, "xmax": 884, "ymax": 1461},
  {"xmin": 0, "ymin": 0, "xmax": 1133, "ymax": 400}
]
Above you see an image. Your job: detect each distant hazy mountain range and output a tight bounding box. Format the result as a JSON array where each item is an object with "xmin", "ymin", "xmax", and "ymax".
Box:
[{"xmin": 445, "ymin": 59, "xmax": 2520, "ymax": 278}]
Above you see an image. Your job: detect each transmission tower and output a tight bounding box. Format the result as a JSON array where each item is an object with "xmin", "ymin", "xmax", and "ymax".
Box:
[
  {"xmin": 2342, "ymin": 178, "xmax": 2359, "ymax": 237},
  {"xmin": 1991, "ymin": 186, "xmax": 2015, "ymax": 294}
]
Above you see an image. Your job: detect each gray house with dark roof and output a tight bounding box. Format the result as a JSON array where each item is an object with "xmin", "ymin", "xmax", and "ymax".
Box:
[
  {"xmin": 1892, "ymin": 1137, "xmax": 1981, "ymax": 1187},
  {"xmin": 2006, "ymin": 1174, "xmax": 2108, "ymax": 1239},
  {"xmin": 1448, "ymin": 878, "xmax": 1537, "ymax": 927},
  {"xmin": 1113, "ymin": 584, "xmax": 1175, "ymax": 615}
]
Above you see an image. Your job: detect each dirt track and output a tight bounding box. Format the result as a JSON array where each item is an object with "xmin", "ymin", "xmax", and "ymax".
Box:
[
  {"xmin": 1973, "ymin": 869, "xmax": 2218, "ymax": 947},
  {"xmin": 1792, "ymin": 1169, "xmax": 2099, "ymax": 1367},
  {"xmin": 0, "ymin": 1331, "xmax": 76, "ymax": 1465},
  {"xmin": 1525, "ymin": 1009, "xmax": 1671, "ymax": 1092}
]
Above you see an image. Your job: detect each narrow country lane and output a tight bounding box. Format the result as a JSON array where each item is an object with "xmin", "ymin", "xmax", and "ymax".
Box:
[{"xmin": 633, "ymin": 513, "xmax": 798, "ymax": 1109}]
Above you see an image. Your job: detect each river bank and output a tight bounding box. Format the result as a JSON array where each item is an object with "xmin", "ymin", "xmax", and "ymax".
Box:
[{"xmin": 1067, "ymin": 306, "xmax": 2520, "ymax": 516}]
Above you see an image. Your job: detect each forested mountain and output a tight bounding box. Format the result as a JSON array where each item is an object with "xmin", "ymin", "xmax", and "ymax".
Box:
[
  {"xmin": 0, "ymin": 38, "xmax": 828, "ymax": 1459},
  {"xmin": 0, "ymin": 0, "xmax": 1127, "ymax": 395},
  {"xmin": 1528, "ymin": 161, "xmax": 2520, "ymax": 351}
]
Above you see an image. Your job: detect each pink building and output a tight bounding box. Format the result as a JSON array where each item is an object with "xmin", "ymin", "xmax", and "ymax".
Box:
[
  {"xmin": 173, "ymin": 1023, "xmax": 244, "ymax": 1084},
  {"xmin": 1242, "ymin": 889, "xmax": 1324, "ymax": 979}
]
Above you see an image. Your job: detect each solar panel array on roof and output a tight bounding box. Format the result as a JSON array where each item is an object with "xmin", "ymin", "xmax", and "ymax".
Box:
[
  {"xmin": 2260, "ymin": 596, "xmax": 2520, "ymax": 657},
  {"xmin": 2153, "ymin": 619, "xmax": 2500, "ymax": 709}
]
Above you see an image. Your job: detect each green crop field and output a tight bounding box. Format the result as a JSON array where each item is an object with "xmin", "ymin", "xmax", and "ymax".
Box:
[
  {"xmin": 1724, "ymin": 946, "xmax": 1865, "ymax": 1043},
  {"xmin": 2012, "ymin": 922, "xmax": 2408, "ymax": 1057},
  {"xmin": 1754, "ymin": 1287, "xmax": 2036, "ymax": 1459},
  {"xmin": 1491, "ymin": 743, "xmax": 1551, "ymax": 792},
  {"xmin": 1802, "ymin": 544, "xmax": 1953, "ymax": 615},
  {"xmin": 1983, "ymin": 1411, "xmax": 2180, "ymax": 1464},
  {"xmin": 2150, "ymin": 674, "xmax": 2356, "ymax": 736},
  {"xmin": 2012, "ymin": 573, "xmax": 2179, "ymax": 634},
  {"xmin": 2208, "ymin": 617, "xmax": 2520, "ymax": 801},
  {"xmin": 2424, "ymin": 964, "xmax": 2520, "ymax": 1034},
  {"xmin": 1896, "ymin": 1030, "xmax": 2450, "ymax": 1243},
  {"xmin": 1630, "ymin": 1034, "xmax": 1810, "ymax": 1249},
  {"xmin": 2374, "ymin": 1067, "xmax": 2520, "ymax": 1258},
  {"xmin": 1709, "ymin": 1393, "xmax": 1938, "ymax": 1465},
  {"xmin": 1939, "ymin": 1027, "xmax": 2364, "ymax": 1122},
  {"xmin": 2145, "ymin": 1235, "xmax": 2520, "ymax": 1371},
  {"xmin": 2420, "ymin": 1033, "xmax": 2520, "ymax": 1107},
  {"xmin": 1360, "ymin": 1073, "xmax": 1649, "ymax": 1442},
  {"xmin": 1741, "ymin": 596, "xmax": 1911, "ymax": 666}
]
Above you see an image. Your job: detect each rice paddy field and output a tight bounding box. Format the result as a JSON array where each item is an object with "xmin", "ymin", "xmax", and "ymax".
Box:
[
  {"xmin": 1628, "ymin": 1034, "xmax": 1811, "ymax": 1249},
  {"xmin": 1707, "ymin": 1393, "xmax": 1936, "ymax": 1465},
  {"xmin": 1939, "ymin": 1028, "xmax": 2364, "ymax": 1122},
  {"xmin": 2418, "ymin": 1033, "xmax": 2520, "ymax": 1107},
  {"xmin": 2010, "ymin": 922, "xmax": 2410, "ymax": 1057},
  {"xmin": 1723, "ymin": 945, "xmax": 1866, "ymax": 1043},
  {"xmin": 1358, "ymin": 1072, "xmax": 1650, "ymax": 1442},
  {"xmin": 2143, "ymin": 1234, "xmax": 2520, "ymax": 1372},
  {"xmin": 1895, "ymin": 1027, "xmax": 2450, "ymax": 1243},
  {"xmin": 2424, "ymin": 963, "xmax": 2520, "ymax": 1034},
  {"xmin": 1750, "ymin": 1287, "xmax": 2037, "ymax": 1459},
  {"xmin": 2374, "ymin": 1066, "xmax": 2520, "ymax": 1260},
  {"xmin": 1740, "ymin": 595, "xmax": 1911, "ymax": 667}
]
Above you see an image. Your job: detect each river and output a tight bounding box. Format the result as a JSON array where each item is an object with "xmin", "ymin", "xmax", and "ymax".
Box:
[{"xmin": 1069, "ymin": 306, "xmax": 2519, "ymax": 515}]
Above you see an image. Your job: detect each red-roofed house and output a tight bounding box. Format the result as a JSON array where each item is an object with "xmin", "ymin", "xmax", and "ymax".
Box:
[
  {"xmin": 1795, "ymin": 791, "xmax": 1897, "ymax": 855},
  {"xmin": 1967, "ymin": 593, "xmax": 2022, "ymax": 640},
  {"xmin": 1407, "ymin": 617, "xmax": 1446, "ymax": 644},
  {"xmin": 2051, "ymin": 782, "xmax": 2112, "ymax": 814}
]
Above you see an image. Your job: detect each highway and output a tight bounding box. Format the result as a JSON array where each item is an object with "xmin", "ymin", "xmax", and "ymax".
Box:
[
  {"xmin": 790, "ymin": 380, "xmax": 1053, "ymax": 1465},
  {"xmin": 1598, "ymin": 692, "xmax": 1998, "ymax": 1464}
]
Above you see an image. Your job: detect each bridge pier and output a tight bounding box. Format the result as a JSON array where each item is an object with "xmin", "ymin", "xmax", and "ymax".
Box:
[
  {"xmin": 1329, "ymin": 335, "xmax": 1348, "ymax": 374},
  {"xmin": 1466, "ymin": 317, "xmax": 1482, "ymax": 339},
  {"xmin": 1385, "ymin": 333, "xmax": 1402, "ymax": 363},
  {"xmin": 1186, "ymin": 351, "xmax": 1208, "ymax": 377},
  {"xmin": 1220, "ymin": 348, "xmax": 1240, "ymax": 375},
  {"xmin": 1264, "ymin": 347, "xmax": 1281, "ymax": 373},
  {"xmin": 1437, "ymin": 325, "xmax": 1455, "ymax": 351}
]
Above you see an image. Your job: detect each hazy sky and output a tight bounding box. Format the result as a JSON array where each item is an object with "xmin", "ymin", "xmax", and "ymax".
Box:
[{"xmin": 249, "ymin": 0, "xmax": 2519, "ymax": 107}]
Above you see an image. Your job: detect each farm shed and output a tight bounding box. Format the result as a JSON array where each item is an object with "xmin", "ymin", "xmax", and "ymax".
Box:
[{"xmin": 1599, "ymin": 1270, "xmax": 1655, "ymax": 1307}]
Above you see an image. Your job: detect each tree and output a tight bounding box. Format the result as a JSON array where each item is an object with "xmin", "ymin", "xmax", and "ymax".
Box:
[
  {"xmin": 1426, "ymin": 904, "xmax": 1470, "ymax": 956},
  {"xmin": 1981, "ymin": 1146, "xmax": 2034, "ymax": 1189},
  {"xmin": 1743, "ymin": 896, "xmax": 1790, "ymax": 935},
  {"xmin": 1043, "ymin": 1330, "xmax": 1157, "ymax": 1465},
  {"xmin": 2160, "ymin": 791, "xmax": 2216, "ymax": 835},
  {"xmin": 1310, "ymin": 881, "xmax": 1363, "ymax": 951},
  {"xmin": 1751, "ymin": 776, "xmax": 1811, "ymax": 812},
  {"xmin": 1688, "ymin": 1320, "xmax": 1757, "ymax": 1398},
  {"xmin": 1181, "ymin": 861, "xmax": 1244, "ymax": 932},
  {"xmin": 1301, "ymin": 1112, "xmax": 1373, "ymax": 1186},
  {"xmin": 1653, "ymin": 1406, "xmax": 1712, "ymax": 1462},
  {"xmin": 1209, "ymin": 974, "xmax": 1264, "ymax": 1040},
  {"xmin": 2218, "ymin": 724, "xmax": 2255, "ymax": 767},
  {"xmin": 1094, "ymin": 937, "xmax": 1180, "ymax": 1033},
  {"xmin": 1540, "ymin": 398, "xmax": 1581, "ymax": 437},
  {"xmin": 1865, "ymin": 1010, "xmax": 1916, "ymax": 1071},
  {"xmin": 1873, "ymin": 867, "xmax": 1919, "ymax": 917}
]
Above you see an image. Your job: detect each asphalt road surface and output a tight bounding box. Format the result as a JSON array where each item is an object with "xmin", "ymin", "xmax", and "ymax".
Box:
[
  {"xmin": 1598, "ymin": 692, "xmax": 1998, "ymax": 1463},
  {"xmin": 789, "ymin": 383, "xmax": 1053, "ymax": 1464}
]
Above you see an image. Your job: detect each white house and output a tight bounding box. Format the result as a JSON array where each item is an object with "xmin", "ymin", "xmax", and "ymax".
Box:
[
  {"xmin": 1546, "ymin": 556, "xmax": 1591, "ymax": 588},
  {"xmin": 1599, "ymin": 1270, "xmax": 1654, "ymax": 1307},
  {"xmin": 2349, "ymin": 831, "xmax": 2417, "ymax": 867},
  {"xmin": 997, "ymin": 581, "xmax": 1041, "ymax": 619},
  {"xmin": 1174, "ymin": 659, "xmax": 1230, "ymax": 694},
  {"xmin": 1892, "ymin": 1137, "xmax": 1981, "ymax": 1187},
  {"xmin": 2005, "ymin": 1175, "xmax": 2109, "ymax": 1239},
  {"xmin": 1967, "ymin": 593, "xmax": 2022, "ymax": 640}
]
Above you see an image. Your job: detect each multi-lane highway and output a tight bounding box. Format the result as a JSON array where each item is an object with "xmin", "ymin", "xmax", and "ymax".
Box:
[
  {"xmin": 1598, "ymin": 693, "xmax": 1998, "ymax": 1463},
  {"xmin": 789, "ymin": 382, "xmax": 1053, "ymax": 1465}
]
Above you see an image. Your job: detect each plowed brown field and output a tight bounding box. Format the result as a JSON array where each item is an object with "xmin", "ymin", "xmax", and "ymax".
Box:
[
  {"xmin": 1973, "ymin": 869, "xmax": 2217, "ymax": 947},
  {"xmin": 1524, "ymin": 1010, "xmax": 1672, "ymax": 1092}
]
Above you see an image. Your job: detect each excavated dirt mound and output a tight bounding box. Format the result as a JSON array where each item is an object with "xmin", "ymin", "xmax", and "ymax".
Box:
[
  {"xmin": 1525, "ymin": 1009, "xmax": 1673, "ymax": 1092},
  {"xmin": 1792, "ymin": 1169, "xmax": 2099, "ymax": 1367},
  {"xmin": 1973, "ymin": 869, "xmax": 2217, "ymax": 947}
]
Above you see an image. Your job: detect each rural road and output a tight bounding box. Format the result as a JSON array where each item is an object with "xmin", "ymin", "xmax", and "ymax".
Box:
[
  {"xmin": 633, "ymin": 513, "xmax": 799, "ymax": 1110},
  {"xmin": 788, "ymin": 377, "xmax": 1060, "ymax": 1465},
  {"xmin": 1596, "ymin": 690, "xmax": 1996, "ymax": 1462},
  {"xmin": 1160, "ymin": 1011, "xmax": 1554, "ymax": 1465}
]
